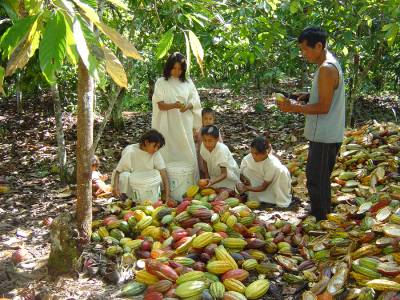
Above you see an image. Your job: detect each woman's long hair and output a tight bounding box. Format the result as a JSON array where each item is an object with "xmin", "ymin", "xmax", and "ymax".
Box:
[{"xmin": 163, "ymin": 52, "xmax": 187, "ymax": 82}]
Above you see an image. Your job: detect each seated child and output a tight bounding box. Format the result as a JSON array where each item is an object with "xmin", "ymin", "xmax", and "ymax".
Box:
[
  {"xmin": 237, "ymin": 136, "xmax": 292, "ymax": 208},
  {"xmin": 199, "ymin": 125, "xmax": 239, "ymax": 190},
  {"xmin": 92, "ymin": 156, "xmax": 112, "ymax": 197},
  {"xmin": 112, "ymin": 130, "xmax": 170, "ymax": 201},
  {"xmin": 195, "ymin": 108, "xmax": 223, "ymax": 178}
]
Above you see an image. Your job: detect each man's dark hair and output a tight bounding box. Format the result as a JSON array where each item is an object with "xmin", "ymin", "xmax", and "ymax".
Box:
[
  {"xmin": 250, "ymin": 136, "xmax": 271, "ymax": 154},
  {"xmin": 163, "ymin": 52, "xmax": 187, "ymax": 82},
  {"xmin": 202, "ymin": 108, "xmax": 215, "ymax": 117},
  {"xmin": 140, "ymin": 129, "xmax": 165, "ymax": 148},
  {"xmin": 298, "ymin": 27, "xmax": 327, "ymax": 48},
  {"xmin": 201, "ymin": 125, "xmax": 219, "ymax": 138}
]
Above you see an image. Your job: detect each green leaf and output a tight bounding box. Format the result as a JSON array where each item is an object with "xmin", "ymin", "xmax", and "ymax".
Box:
[
  {"xmin": 0, "ymin": 15, "xmax": 37, "ymax": 60},
  {"xmin": 289, "ymin": 1, "xmax": 299, "ymax": 14},
  {"xmin": 386, "ymin": 23, "xmax": 398, "ymax": 47},
  {"xmin": 73, "ymin": 16, "xmax": 97, "ymax": 74},
  {"xmin": 188, "ymin": 30, "xmax": 204, "ymax": 76},
  {"xmin": 96, "ymin": 21, "xmax": 142, "ymax": 60},
  {"xmin": 102, "ymin": 46, "xmax": 127, "ymax": 88},
  {"xmin": 156, "ymin": 28, "xmax": 174, "ymax": 60},
  {"xmin": 382, "ymin": 23, "xmax": 394, "ymax": 31},
  {"xmin": 105, "ymin": 0, "xmax": 128, "ymax": 10},
  {"xmin": 0, "ymin": 1, "xmax": 18, "ymax": 20},
  {"xmin": 342, "ymin": 46, "xmax": 348, "ymax": 56},
  {"xmin": 73, "ymin": 0, "xmax": 142, "ymax": 60},
  {"xmin": 5, "ymin": 15, "xmax": 41, "ymax": 76},
  {"xmin": 62, "ymin": 12, "xmax": 78, "ymax": 65},
  {"xmin": 183, "ymin": 30, "xmax": 191, "ymax": 76},
  {"xmin": 39, "ymin": 11, "xmax": 67, "ymax": 84},
  {"xmin": 81, "ymin": 0, "xmax": 97, "ymax": 8},
  {"xmin": 24, "ymin": 0, "xmax": 43, "ymax": 15},
  {"xmin": 0, "ymin": 66, "xmax": 5, "ymax": 94}
]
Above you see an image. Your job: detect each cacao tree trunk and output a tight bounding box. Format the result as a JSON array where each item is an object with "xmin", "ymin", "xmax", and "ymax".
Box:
[
  {"xmin": 76, "ymin": 58, "xmax": 94, "ymax": 245},
  {"xmin": 51, "ymin": 83, "xmax": 68, "ymax": 184},
  {"xmin": 16, "ymin": 72, "xmax": 22, "ymax": 113},
  {"xmin": 346, "ymin": 44, "xmax": 385, "ymax": 126},
  {"xmin": 110, "ymin": 91, "xmax": 125, "ymax": 130},
  {"xmin": 91, "ymin": 88, "xmax": 125, "ymax": 153}
]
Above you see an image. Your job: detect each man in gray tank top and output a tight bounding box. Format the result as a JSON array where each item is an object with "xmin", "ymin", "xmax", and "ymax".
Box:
[{"xmin": 277, "ymin": 27, "xmax": 345, "ymax": 220}]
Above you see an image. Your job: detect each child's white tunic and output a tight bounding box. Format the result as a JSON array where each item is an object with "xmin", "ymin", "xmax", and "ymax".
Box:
[
  {"xmin": 240, "ymin": 154, "xmax": 292, "ymax": 207},
  {"xmin": 200, "ymin": 142, "xmax": 240, "ymax": 190},
  {"xmin": 114, "ymin": 144, "xmax": 165, "ymax": 196},
  {"xmin": 152, "ymin": 77, "xmax": 202, "ymax": 178}
]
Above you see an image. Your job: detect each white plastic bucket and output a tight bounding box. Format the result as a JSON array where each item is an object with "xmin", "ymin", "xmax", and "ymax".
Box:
[
  {"xmin": 129, "ymin": 169, "xmax": 162, "ymax": 204},
  {"xmin": 167, "ymin": 161, "xmax": 195, "ymax": 202}
]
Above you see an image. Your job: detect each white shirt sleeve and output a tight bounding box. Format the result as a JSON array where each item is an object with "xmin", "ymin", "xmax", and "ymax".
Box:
[
  {"xmin": 263, "ymin": 160, "xmax": 276, "ymax": 182},
  {"xmin": 152, "ymin": 78, "xmax": 165, "ymax": 104},
  {"xmin": 240, "ymin": 155, "xmax": 249, "ymax": 173},
  {"xmin": 187, "ymin": 79, "xmax": 202, "ymax": 130},
  {"xmin": 153, "ymin": 151, "xmax": 166, "ymax": 170},
  {"xmin": 214, "ymin": 146, "xmax": 230, "ymax": 169}
]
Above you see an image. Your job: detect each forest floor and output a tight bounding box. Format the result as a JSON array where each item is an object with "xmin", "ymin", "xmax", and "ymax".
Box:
[{"xmin": 0, "ymin": 88, "xmax": 398, "ymax": 299}]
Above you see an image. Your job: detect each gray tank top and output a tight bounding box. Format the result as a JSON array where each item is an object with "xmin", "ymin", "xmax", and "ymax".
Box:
[{"xmin": 304, "ymin": 51, "xmax": 346, "ymax": 143}]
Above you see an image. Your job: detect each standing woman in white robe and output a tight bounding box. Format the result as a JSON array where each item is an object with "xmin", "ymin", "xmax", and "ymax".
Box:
[
  {"xmin": 237, "ymin": 136, "xmax": 292, "ymax": 208},
  {"xmin": 152, "ymin": 52, "xmax": 202, "ymax": 178}
]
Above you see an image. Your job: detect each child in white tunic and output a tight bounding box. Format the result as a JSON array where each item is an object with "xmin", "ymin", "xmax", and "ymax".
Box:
[
  {"xmin": 152, "ymin": 52, "xmax": 202, "ymax": 178},
  {"xmin": 237, "ymin": 136, "xmax": 292, "ymax": 208},
  {"xmin": 200, "ymin": 125, "xmax": 240, "ymax": 190},
  {"xmin": 112, "ymin": 130, "xmax": 170, "ymax": 200}
]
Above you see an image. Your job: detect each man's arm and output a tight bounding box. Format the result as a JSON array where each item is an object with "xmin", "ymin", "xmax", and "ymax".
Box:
[
  {"xmin": 159, "ymin": 168, "xmax": 170, "ymax": 200},
  {"xmin": 113, "ymin": 171, "xmax": 120, "ymax": 196},
  {"xmin": 278, "ymin": 64, "xmax": 338, "ymax": 115},
  {"xmin": 207, "ymin": 166, "xmax": 228, "ymax": 187}
]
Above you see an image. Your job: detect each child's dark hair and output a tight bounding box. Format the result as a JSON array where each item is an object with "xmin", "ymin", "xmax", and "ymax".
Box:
[
  {"xmin": 140, "ymin": 129, "xmax": 165, "ymax": 148},
  {"xmin": 201, "ymin": 125, "xmax": 219, "ymax": 138},
  {"xmin": 163, "ymin": 52, "xmax": 187, "ymax": 82},
  {"xmin": 202, "ymin": 108, "xmax": 215, "ymax": 117},
  {"xmin": 251, "ymin": 136, "xmax": 271, "ymax": 154},
  {"xmin": 298, "ymin": 26, "xmax": 327, "ymax": 48},
  {"xmin": 91, "ymin": 155, "xmax": 100, "ymax": 167}
]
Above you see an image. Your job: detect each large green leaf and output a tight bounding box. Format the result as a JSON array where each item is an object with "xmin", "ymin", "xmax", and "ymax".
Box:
[
  {"xmin": 72, "ymin": 0, "xmax": 142, "ymax": 60},
  {"xmin": 72, "ymin": 16, "xmax": 99, "ymax": 76},
  {"xmin": 188, "ymin": 30, "xmax": 204, "ymax": 76},
  {"xmin": 62, "ymin": 11, "xmax": 78, "ymax": 65},
  {"xmin": 156, "ymin": 28, "xmax": 174, "ymax": 59},
  {"xmin": 39, "ymin": 11, "xmax": 67, "ymax": 84},
  {"xmin": 384, "ymin": 23, "xmax": 399, "ymax": 47},
  {"xmin": 72, "ymin": 16, "xmax": 91, "ymax": 71},
  {"xmin": 0, "ymin": 15, "xmax": 37, "ymax": 60},
  {"xmin": 5, "ymin": 14, "xmax": 41, "ymax": 76},
  {"xmin": 183, "ymin": 30, "xmax": 191, "ymax": 76},
  {"xmin": 102, "ymin": 46, "xmax": 127, "ymax": 88}
]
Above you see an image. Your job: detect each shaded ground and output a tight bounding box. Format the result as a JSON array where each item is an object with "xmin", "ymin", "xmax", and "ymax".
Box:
[{"xmin": 0, "ymin": 89, "xmax": 398, "ymax": 299}]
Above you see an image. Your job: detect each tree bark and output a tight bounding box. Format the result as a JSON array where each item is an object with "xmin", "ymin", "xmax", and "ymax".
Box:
[
  {"xmin": 51, "ymin": 83, "xmax": 68, "ymax": 184},
  {"xmin": 76, "ymin": 59, "xmax": 94, "ymax": 245},
  {"xmin": 91, "ymin": 88, "xmax": 125, "ymax": 153},
  {"xmin": 16, "ymin": 72, "xmax": 23, "ymax": 113},
  {"xmin": 346, "ymin": 44, "xmax": 385, "ymax": 126},
  {"xmin": 110, "ymin": 89, "xmax": 125, "ymax": 130}
]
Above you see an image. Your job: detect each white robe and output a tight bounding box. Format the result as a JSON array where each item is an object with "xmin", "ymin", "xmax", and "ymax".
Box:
[
  {"xmin": 240, "ymin": 153, "xmax": 292, "ymax": 207},
  {"xmin": 152, "ymin": 77, "xmax": 202, "ymax": 179},
  {"xmin": 200, "ymin": 142, "xmax": 240, "ymax": 190},
  {"xmin": 113, "ymin": 144, "xmax": 166, "ymax": 197}
]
